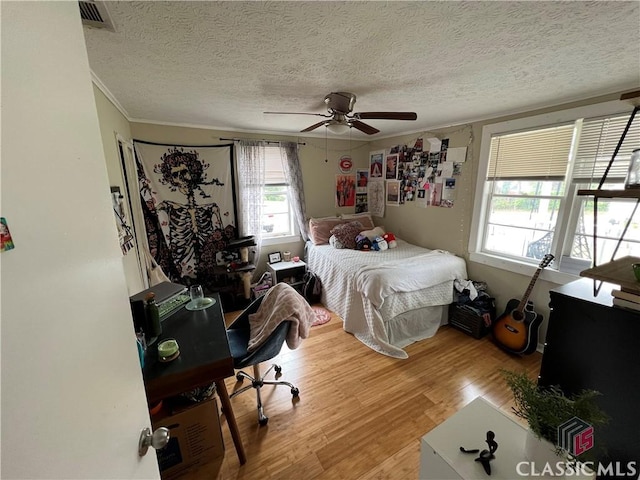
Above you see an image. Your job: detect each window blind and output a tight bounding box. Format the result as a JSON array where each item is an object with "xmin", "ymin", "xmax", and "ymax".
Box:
[
  {"xmin": 264, "ymin": 147, "xmax": 286, "ymax": 183},
  {"xmin": 572, "ymin": 113, "xmax": 640, "ymax": 183},
  {"xmin": 487, "ymin": 125, "xmax": 574, "ymax": 180}
]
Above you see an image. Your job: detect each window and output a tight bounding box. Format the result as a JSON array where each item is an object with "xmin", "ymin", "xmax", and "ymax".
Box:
[
  {"xmin": 471, "ymin": 101, "xmax": 640, "ymax": 278},
  {"xmin": 262, "ymin": 147, "xmax": 297, "ymax": 240}
]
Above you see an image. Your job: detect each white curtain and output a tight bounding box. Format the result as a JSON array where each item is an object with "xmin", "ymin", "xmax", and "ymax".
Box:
[
  {"xmin": 235, "ymin": 140, "xmax": 265, "ymax": 272},
  {"xmin": 280, "ymin": 141, "xmax": 309, "ymax": 241}
]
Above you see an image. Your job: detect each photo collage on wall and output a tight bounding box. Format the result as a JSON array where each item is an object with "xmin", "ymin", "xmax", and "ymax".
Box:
[{"xmin": 368, "ymin": 137, "xmax": 467, "ymax": 210}]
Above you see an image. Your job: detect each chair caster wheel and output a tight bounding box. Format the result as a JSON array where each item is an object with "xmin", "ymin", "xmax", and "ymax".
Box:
[
  {"xmin": 291, "ymin": 388, "xmax": 300, "ymax": 398},
  {"xmin": 259, "ymin": 416, "xmax": 269, "ymax": 426},
  {"xmin": 235, "ymin": 373, "xmax": 244, "ymax": 382},
  {"xmin": 274, "ymin": 365, "xmax": 282, "ymax": 374}
]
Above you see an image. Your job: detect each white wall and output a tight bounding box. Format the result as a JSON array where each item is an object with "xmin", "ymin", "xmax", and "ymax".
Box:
[
  {"xmin": 1, "ymin": 3, "xmax": 157, "ymax": 478},
  {"xmin": 93, "ymin": 85, "xmax": 145, "ymax": 295}
]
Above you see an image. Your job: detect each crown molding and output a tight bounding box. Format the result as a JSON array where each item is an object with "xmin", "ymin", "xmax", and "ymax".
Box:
[{"xmin": 91, "ymin": 70, "xmax": 131, "ymax": 120}]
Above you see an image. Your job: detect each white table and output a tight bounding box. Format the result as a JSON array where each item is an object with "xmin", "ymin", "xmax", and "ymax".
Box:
[
  {"xmin": 419, "ymin": 397, "xmax": 595, "ymax": 480},
  {"xmin": 420, "ymin": 397, "xmax": 527, "ymax": 479}
]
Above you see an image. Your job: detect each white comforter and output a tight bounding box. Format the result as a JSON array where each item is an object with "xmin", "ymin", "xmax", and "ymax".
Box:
[
  {"xmin": 306, "ymin": 239, "xmax": 468, "ymax": 358},
  {"xmin": 356, "ymin": 250, "xmax": 467, "ymax": 307}
]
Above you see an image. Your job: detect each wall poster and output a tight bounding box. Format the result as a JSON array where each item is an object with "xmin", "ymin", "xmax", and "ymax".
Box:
[
  {"xmin": 335, "ymin": 174, "xmax": 356, "ymax": 207},
  {"xmin": 356, "ymin": 169, "xmax": 369, "ymax": 213},
  {"xmin": 385, "ymin": 153, "xmax": 399, "ymax": 179},
  {"xmin": 386, "ymin": 180, "xmax": 401, "ymax": 206},
  {"xmin": 368, "ymin": 179, "xmax": 385, "ymax": 217},
  {"xmin": 111, "ymin": 186, "xmax": 135, "ymax": 255},
  {"xmin": 357, "ymin": 169, "xmax": 369, "ymax": 192},
  {"xmin": 133, "ymin": 141, "xmax": 237, "ymax": 288},
  {"xmin": 369, "ymin": 150, "xmax": 384, "ymax": 178}
]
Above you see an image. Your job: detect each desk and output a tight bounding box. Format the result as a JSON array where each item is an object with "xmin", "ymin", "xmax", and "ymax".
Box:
[{"xmin": 143, "ymin": 293, "xmax": 246, "ymax": 465}]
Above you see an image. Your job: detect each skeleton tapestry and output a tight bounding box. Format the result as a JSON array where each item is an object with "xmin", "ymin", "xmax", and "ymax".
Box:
[{"xmin": 134, "ymin": 142, "xmax": 237, "ymax": 289}]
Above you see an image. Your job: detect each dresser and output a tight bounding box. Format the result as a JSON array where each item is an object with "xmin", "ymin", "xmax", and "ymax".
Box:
[{"xmin": 538, "ymin": 279, "xmax": 640, "ymax": 473}]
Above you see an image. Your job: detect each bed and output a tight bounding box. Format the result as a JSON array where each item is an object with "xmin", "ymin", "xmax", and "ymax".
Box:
[{"xmin": 305, "ymin": 236, "xmax": 468, "ymax": 359}]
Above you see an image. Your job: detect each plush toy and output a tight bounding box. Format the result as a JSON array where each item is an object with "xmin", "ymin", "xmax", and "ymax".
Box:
[
  {"xmin": 360, "ymin": 226, "xmax": 386, "ymax": 241},
  {"xmin": 372, "ymin": 236, "xmax": 388, "ymax": 251},
  {"xmin": 383, "ymin": 232, "xmax": 397, "ymax": 249},
  {"xmin": 355, "ymin": 233, "xmax": 372, "ymax": 251}
]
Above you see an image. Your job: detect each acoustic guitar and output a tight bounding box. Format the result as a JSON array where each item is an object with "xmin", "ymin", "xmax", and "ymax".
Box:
[{"xmin": 493, "ymin": 254, "xmax": 554, "ymax": 355}]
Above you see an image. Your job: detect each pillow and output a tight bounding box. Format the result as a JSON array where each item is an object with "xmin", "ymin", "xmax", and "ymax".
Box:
[
  {"xmin": 360, "ymin": 226, "xmax": 386, "ymax": 241},
  {"xmin": 340, "ymin": 213, "xmax": 374, "ymax": 230},
  {"xmin": 309, "ymin": 217, "xmax": 345, "ymax": 245},
  {"xmin": 330, "ymin": 221, "xmax": 363, "ymax": 250}
]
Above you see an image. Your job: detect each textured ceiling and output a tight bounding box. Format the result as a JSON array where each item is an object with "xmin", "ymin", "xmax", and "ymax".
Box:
[{"xmin": 83, "ymin": 1, "xmax": 640, "ymax": 139}]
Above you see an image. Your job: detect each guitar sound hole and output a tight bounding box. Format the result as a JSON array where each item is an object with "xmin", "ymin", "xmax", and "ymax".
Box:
[{"xmin": 511, "ymin": 310, "xmax": 524, "ymax": 321}]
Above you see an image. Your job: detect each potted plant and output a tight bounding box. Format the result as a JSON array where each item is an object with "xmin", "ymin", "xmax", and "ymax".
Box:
[{"xmin": 501, "ymin": 370, "xmax": 608, "ymax": 464}]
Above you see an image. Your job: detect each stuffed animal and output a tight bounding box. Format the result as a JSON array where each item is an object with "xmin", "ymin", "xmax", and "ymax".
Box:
[
  {"xmin": 372, "ymin": 236, "xmax": 388, "ymax": 251},
  {"xmin": 383, "ymin": 232, "xmax": 397, "ymax": 248},
  {"xmin": 355, "ymin": 233, "xmax": 372, "ymax": 251},
  {"xmin": 360, "ymin": 226, "xmax": 386, "ymax": 241}
]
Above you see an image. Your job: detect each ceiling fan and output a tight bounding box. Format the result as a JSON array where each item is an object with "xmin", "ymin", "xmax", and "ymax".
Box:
[{"xmin": 264, "ymin": 92, "xmax": 417, "ymax": 135}]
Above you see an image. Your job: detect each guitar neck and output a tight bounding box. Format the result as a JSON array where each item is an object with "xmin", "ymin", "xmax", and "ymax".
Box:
[{"xmin": 516, "ymin": 268, "xmax": 543, "ymax": 312}]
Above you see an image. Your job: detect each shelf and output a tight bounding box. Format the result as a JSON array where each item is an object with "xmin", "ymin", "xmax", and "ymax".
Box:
[
  {"xmin": 579, "ymin": 255, "xmax": 640, "ymax": 294},
  {"xmin": 577, "ymin": 189, "xmax": 640, "ymax": 199},
  {"xmin": 229, "ymin": 263, "xmax": 255, "ymax": 273},
  {"xmin": 226, "ymin": 237, "xmax": 256, "ymax": 249},
  {"xmin": 578, "ymin": 95, "xmax": 640, "ymax": 272},
  {"xmin": 267, "ymin": 260, "xmax": 306, "ymax": 272}
]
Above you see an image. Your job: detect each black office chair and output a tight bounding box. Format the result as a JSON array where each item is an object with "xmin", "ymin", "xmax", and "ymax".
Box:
[{"xmin": 226, "ymin": 295, "xmax": 300, "ymax": 426}]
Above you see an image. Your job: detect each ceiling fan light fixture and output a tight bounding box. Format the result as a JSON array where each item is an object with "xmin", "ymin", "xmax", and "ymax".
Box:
[
  {"xmin": 267, "ymin": 92, "xmax": 415, "ymax": 135},
  {"xmin": 326, "ymin": 122, "xmax": 351, "ymax": 134}
]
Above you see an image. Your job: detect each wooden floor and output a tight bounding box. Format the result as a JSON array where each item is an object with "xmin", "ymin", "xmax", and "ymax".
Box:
[{"xmin": 182, "ymin": 308, "xmax": 541, "ymax": 480}]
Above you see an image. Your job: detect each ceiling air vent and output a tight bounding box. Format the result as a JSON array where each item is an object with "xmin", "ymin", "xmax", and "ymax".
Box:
[{"xmin": 79, "ymin": 1, "xmax": 115, "ymax": 31}]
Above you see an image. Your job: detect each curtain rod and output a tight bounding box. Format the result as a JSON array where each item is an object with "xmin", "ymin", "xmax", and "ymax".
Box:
[
  {"xmin": 133, "ymin": 139, "xmax": 231, "ymax": 148},
  {"xmin": 219, "ymin": 137, "xmax": 306, "ymax": 146}
]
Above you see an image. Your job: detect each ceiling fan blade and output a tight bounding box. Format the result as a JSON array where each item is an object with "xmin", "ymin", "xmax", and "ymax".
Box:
[
  {"xmin": 264, "ymin": 111, "xmax": 330, "ymax": 117},
  {"xmin": 354, "ymin": 112, "xmax": 417, "ymax": 121},
  {"xmin": 300, "ymin": 120, "xmax": 328, "ymax": 133},
  {"xmin": 350, "ymin": 120, "xmax": 380, "ymax": 135}
]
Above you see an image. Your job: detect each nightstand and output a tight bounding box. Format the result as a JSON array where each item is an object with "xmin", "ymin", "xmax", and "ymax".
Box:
[{"xmin": 266, "ymin": 260, "xmax": 306, "ymax": 293}]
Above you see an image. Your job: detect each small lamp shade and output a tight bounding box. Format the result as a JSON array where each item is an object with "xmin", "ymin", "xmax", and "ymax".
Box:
[{"xmin": 326, "ymin": 123, "xmax": 350, "ymax": 134}]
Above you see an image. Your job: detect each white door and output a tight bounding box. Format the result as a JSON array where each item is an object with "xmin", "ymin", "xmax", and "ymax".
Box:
[{"xmin": 1, "ymin": 3, "xmax": 159, "ymax": 478}]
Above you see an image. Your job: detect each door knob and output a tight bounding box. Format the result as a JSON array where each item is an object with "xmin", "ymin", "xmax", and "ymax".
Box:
[{"xmin": 138, "ymin": 426, "xmax": 170, "ymax": 456}]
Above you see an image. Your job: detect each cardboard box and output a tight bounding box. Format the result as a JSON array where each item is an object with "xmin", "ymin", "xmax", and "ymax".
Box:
[{"xmin": 151, "ymin": 397, "xmax": 224, "ymax": 480}]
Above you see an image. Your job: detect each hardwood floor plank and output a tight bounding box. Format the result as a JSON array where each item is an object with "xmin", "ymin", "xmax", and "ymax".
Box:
[
  {"xmin": 176, "ymin": 308, "xmax": 541, "ymax": 480},
  {"xmin": 354, "ymin": 442, "xmax": 421, "ymax": 480}
]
